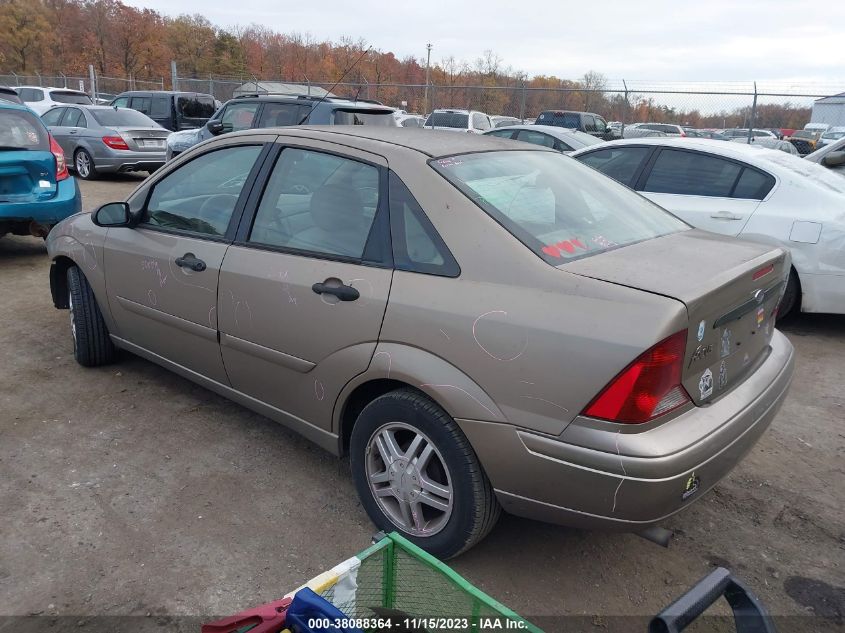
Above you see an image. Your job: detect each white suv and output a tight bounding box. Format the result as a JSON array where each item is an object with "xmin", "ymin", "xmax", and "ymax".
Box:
[
  {"xmin": 423, "ymin": 109, "xmax": 493, "ymax": 133},
  {"xmin": 16, "ymin": 86, "xmax": 93, "ymax": 115}
]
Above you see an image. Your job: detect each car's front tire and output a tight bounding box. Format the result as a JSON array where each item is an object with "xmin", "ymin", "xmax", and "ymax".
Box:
[
  {"xmin": 67, "ymin": 266, "xmax": 116, "ymax": 366},
  {"xmin": 350, "ymin": 389, "xmax": 500, "ymax": 559},
  {"xmin": 74, "ymin": 148, "xmax": 97, "ymax": 180}
]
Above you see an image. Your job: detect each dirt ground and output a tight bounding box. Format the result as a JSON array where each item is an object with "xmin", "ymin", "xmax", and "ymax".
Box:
[{"xmin": 1, "ymin": 175, "xmax": 843, "ymax": 631}]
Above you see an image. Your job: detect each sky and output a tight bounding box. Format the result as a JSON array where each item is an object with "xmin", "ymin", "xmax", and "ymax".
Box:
[{"xmin": 123, "ymin": 0, "xmax": 845, "ymax": 91}]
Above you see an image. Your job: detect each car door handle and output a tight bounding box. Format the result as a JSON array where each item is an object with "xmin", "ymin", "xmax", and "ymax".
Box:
[
  {"xmin": 69, "ymin": 129, "xmax": 78, "ymax": 134},
  {"xmin": 710, "ymin": 211, "xmax": 743, "ymax": 220},
  {"xmin": 312, "ymin": 281, "xmax": 360, "ymax": 301},
  {"xmin": 174, "ymin": 253, "xmax": 207, "ymax": 272}
]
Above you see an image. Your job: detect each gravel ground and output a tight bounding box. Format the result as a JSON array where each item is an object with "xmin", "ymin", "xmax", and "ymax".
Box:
[{"xmin": 1, "ymin": 175, "xmax": 842, "ymax": 631}]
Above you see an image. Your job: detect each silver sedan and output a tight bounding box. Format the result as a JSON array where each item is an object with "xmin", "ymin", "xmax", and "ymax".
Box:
[
  {"xmin": 483, "ymin": 124, "xmax": 603, "ymax": 153},
  {"xmin": 41, "ymin": 105, "xmax": 168, "ymax": 179}
]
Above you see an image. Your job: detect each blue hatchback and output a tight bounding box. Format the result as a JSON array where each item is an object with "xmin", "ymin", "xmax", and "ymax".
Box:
[{"xmin": 0, "ymin": 102, "xmax": 81, "ymax": 238}]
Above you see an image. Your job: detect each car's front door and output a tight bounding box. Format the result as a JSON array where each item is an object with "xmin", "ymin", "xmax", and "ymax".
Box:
[
  {"xmin": 217, "ymin": 140, "xmax": 393, "ymax": 440},
  {"xmin": 104, "ymin": 140, "xmax": 271, "ymax": 384},
  {"xmin": 635, "ymin": 148, "xmax": 771, "ymax": 236},
  {"xmin": 40, "ymin": 106, "xmax": 66, "ymax": 145},
  {"xmin": 59, "ymin": 107, "xmax": 87, "ymax": 157}
]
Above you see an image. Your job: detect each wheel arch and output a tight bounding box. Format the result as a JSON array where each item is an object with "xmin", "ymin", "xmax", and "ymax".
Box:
[
  {"xmin": 333, "ymin": 343, "xmax": 505, "ymax": 456},
  {"xmin": 49, "ymin": 255, "xmax": 77, "ymax": 309}
]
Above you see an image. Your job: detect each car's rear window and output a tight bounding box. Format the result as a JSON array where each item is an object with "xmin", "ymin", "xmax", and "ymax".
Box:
[
  {"xmin": 91, "ymin": 108, "xmax": 159, "ymax": 127},
  {"xmin": 425, "ymin": 112, "xmax": 469, "ymax": 128},
  {"xmin": 432, "ymin": 151, "xmax": 688, "ymax": 263},
  {"xmin": 536, "ymin": 112, "xmax": 580, "ymax": 128},
  {"xmin": 0, "ymin": 88, "xmax": 23, "ymax": 104},
  {"xmin": 178, "ymin": 95, "xmax": 215, "ymax": 118},
  {"xmin": 0, "ymin": 109, "xmax": 50, "ymax": 151},
  {"xmin": 332, "ymin": 109, "xmax": 397, "ymax": 126},
  {"xmin": 49, "ymin": 91, "xmax": 93, "ymax": 105}
]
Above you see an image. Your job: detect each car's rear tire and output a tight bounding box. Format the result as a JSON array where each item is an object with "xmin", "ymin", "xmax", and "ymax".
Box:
[
  {"xmin": 67, "ymin": 266, "xmax": 116, "ymax": 366},
  {"xmin": 350, "ymin": 389, "xmax": 500, "ymax": 559},
  {"xmin": 777, "ymin": 268, "xmax": 800, "ymax": 321},
  {"xmin": 74, "ymin": 148, "xmax": 97, "ymax": 180}
]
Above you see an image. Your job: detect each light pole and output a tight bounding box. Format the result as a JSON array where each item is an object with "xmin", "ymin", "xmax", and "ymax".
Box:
[{"xmin": 423, "ymin": 43, "xmax": 433, "ymax": 114}]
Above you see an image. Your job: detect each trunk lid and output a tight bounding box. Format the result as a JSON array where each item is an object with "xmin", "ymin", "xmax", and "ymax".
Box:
[
  {"xmin": 0, "ymin": 150, "xmax": 57, "ymax": 204},
  {"xmin": 563, "ymin": 229, "xmax": 788, "ymax": 405},
  {"xmin": 112, "ymin": 126, "xmax": 170, "ymax": 152}
]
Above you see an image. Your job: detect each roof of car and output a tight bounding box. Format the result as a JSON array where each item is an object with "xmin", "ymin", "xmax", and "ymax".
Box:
[
  {"xmin": 228, "ymin": 125, "xmax": 553, "ymax": 158},
  {"xmin": 576, "ymin": 136, "xmax": 796, "ymax": 162},
  {"xmin": 16, "ymin": 85, "xmax": 87, "ymax": 93},
  {"xmin": 0, "ymin": 101, "xmax": 34, "ymax": 111}
]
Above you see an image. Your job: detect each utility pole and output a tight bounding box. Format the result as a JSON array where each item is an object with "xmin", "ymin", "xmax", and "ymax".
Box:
[{"xmin": 423, "ymin": 43, "xmax": 432, "ymax": 114}]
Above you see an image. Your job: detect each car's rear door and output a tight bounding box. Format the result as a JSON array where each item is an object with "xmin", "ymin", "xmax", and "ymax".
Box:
[
  {"xmin": 217, "ymin": 138, "xmax": 393, "ymax": 439},
  {"xmin": 634, "ymin": 147, "xmax": 771, "ymax": 236},
  {"xmin": 103, "ymin": 138, "xmax": 273, "ymax": 384}
]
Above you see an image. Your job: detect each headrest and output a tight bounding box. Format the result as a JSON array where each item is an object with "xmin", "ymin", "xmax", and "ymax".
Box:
[{"xmin": 309, "ymin": 185, "xmax": 364, "ymax": 231}]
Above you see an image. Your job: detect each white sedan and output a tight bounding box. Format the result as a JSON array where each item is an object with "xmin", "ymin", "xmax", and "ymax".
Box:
[{"xmin": 571, "ymin": 137, "xmax": 845, "ymax": 316}]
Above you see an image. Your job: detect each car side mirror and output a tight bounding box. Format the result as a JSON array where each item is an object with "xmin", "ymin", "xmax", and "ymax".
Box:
[
  {"xmin": 821, "ymin": 151, "xmax": 845, "ymax": 167},
  {"xmin": 92, "ymin": 202, "xmax": 132, "ymax": 227},
  {"xmin": 205, "ymin": 119, "xmax": 225, "ymax": 136}
]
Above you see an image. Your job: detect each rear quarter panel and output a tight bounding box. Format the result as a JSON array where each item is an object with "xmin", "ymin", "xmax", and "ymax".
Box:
[{"xmin": 364, "ymin": 153, "xmax": 688, "ymax": 436}]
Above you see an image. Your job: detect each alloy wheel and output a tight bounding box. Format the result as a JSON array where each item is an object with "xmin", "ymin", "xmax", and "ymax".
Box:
[{"xmin": 365, "ymin": 422, "xmax": 453, "ymax": 536}]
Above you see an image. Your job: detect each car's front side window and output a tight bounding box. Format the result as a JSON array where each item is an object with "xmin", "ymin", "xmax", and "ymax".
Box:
[
  {"xmin": 221, "ymin": 103, "xmax": 259, "ymax": 133},
  {"xmin": 142, "ymin": 145, "xmax": 263, "ymax": 236},
  {"xmin": 576, "ymin": 146, "xmax": 651, "ymax": 186},
  {"xmin": 516, "ymin": 130, "xmax": 555, "ymax": 148},
  {"xmin": 248, "ymin": 148, "xmax": 381, "ymax": 260},
  {"xmin": 41, "ymin": 108, "xmax": 65, "ymax": 126}
]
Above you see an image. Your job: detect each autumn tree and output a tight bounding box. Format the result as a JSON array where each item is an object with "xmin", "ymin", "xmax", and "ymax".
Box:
[{"xmin": 0, "ymin": 0, "xmax": 51, "ymax": 70}]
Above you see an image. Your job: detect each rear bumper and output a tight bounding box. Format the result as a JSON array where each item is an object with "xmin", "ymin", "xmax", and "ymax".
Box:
[
  {"xmin": 458, "ymin": 330, "xmax": 794, "ymax": 530},
  {"xmin": 0, "ymin": 177, "xmax": 81, "ymax": 226},
  {"xmin": 799, "ymin": 272, "xmax": 845, "ymax": 315},
  {"xmin": 92, "ymin": 150, "xmax": 165, "ymax": 173}
]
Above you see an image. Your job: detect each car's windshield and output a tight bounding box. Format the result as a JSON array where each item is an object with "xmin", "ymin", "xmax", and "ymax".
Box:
[
  {"xmin": 425, "ymin": 112, "xmax": 469, "ymax": 128},
  {"xmin": 91, "ymin": 108, "xmax": 160, "ymax": 127},
  {"xmin": 50, "ymin": 91, "xmax": 93, "ymax": 105},
  {"xmin": 792, "ymin": 131, "xmax": 816, "ymax": 139},
  {"xmin": 178, "ymin": 95, "xmax": 215, "ymax": 118},
  {"xmin": 0, "ymin": 109, "xmax": 49, "ymax": 151},
  {"xmin": 332, "ymin": 109, "xmax": 397, "ymax": 126},
  {"xmin": 432, "ymin": 150, "xmax": 688, "ymax": 263}
]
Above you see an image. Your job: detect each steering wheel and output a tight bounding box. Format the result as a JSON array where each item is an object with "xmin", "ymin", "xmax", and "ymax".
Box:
[{"xmin": 198, "ymin": 194, "xmax": 239, "ymax": 227}]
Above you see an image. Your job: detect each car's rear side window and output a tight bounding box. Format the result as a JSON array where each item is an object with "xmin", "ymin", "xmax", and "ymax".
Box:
[
  {"xmin": 332, "ymin": 110, "xmax": 396, "ymax": 126},
  {"xmin": 178, "ymin": 96, "xmax": 215, "ymax": 118},
  {"xmin": 150, "ymin": 96, "xmax": 170, "ymax": 118},
  {"xmin": 18, "ymin": 88, "xmax": 44, "ymax": 101},
  {"xmin": 0, "ymin": 109, "xmax": 49, "ymax": 150},
  {"xmin": 732, "ymin": 167, "xmax": 774, "ymax": 200},
  {"xmin": 432, "ymin": 150, "xmax": 687, "ymax": 264},
  {"xmin": 643, "ymin": 149, "xmax": 741, "ymax": 197},
  {"xmin": 388, "ymin": 172, "xmax": 459, "ymax": 277}
]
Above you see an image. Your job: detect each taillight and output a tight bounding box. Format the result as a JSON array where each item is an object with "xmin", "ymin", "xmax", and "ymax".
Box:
[
  {"xmin": 102, "ymin": 135, "xmax": 129, "ymax": 150},
  {"xmin": 49, "ymin": 135, "xmax": 69, "ymax": 181},
  {"xmin": 583, "ymin": 330, "xmax": 690, "ymax": 424}
]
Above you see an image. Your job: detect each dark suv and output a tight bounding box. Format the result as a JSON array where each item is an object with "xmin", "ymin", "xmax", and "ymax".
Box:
[
  {"xmin": 535, "ymin": 110, "xmax": 613, "ymax": 140},
  {"xmin": 111, "ymin": 91, "xmax": 216, "ymax": 131},
  {"xmin": 165, "ymin": 93, "xmax": 397, "ymax": 160}
]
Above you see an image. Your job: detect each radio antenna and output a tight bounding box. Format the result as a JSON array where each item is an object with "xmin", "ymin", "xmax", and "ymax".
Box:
[{"xmin": 297, "ymin": 46, "xmax": 373, "ymax": 125}]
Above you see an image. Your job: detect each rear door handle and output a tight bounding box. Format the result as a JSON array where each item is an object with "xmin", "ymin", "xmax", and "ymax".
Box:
[
  {"xmin": 312, "ymin": 281, "xmax": 360, "ymax": 301},
  {"xmin": 175, "ymin": 252, "xmax": 207, "ymax": 272},
  {"xmin": 710, "ymin": 211, "xmax": 743, "ymax": 221},
  {"xmin": 69, "ymin": 129, "xmax": 78, "ymax": 135}
]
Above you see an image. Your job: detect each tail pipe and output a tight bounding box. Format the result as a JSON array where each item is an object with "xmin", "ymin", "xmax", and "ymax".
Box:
[{"xmin": 637, "ymin": 525, "xmax": 674, "ymax": 548}]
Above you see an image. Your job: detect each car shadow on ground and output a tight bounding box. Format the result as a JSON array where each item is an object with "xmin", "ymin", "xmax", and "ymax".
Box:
[
  {"xmin": 0, "ymin": 235, "xmax": 47, "ymax": 259},
  {"xmin": 778, "ymin": 312, "xmax": 845, "ymax": 337}
]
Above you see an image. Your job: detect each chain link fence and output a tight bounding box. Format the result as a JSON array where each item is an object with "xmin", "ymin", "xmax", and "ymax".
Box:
[
  {"xmin": 3, "ymin": 65, "xmax": 839, "ymax": 132},
  {"xmin": 0, "ymin": 71, "xmax": 165, "ymax": 101}
]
